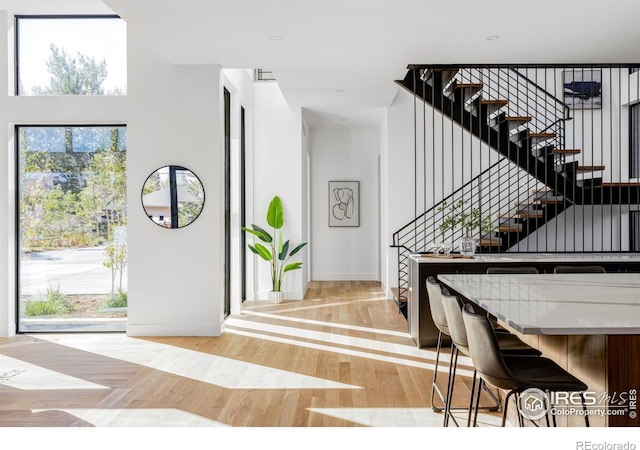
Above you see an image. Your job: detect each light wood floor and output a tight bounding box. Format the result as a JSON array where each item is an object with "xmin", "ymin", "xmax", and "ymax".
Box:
[{"xmin": 0, "ymin": 281, "xmax": 500, "ymax": 427}]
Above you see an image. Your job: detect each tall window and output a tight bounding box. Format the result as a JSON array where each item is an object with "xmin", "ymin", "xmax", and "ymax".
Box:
[
  {"xmin": 631, "ymin": 103, "xmax": 640, "ymax": 179},
  {"xmin": 17, "ymin": 125, "xmax": 127, "ymax": 332},
  {"xmin": 16, "ymin": 15, "xmax": 126, "ymax": 96},
  {"xmin": 224, "ymin": 88, "xmax": 231, "ymax": 316},
  {"xmin": 632, "ymin": 212, "xmax": 640, "ymax": 252}
]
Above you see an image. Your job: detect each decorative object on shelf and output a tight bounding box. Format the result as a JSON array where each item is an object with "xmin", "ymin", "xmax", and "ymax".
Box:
[
  {"xmin": 243, "ymin": 195, "xmax": 308, "ymax": 303},
  {"xmin": 439, "ymin": 242, "xmax": 453, "ymax": 256},
  {"xmin": 459, "ymin": 228, "xmax": 476, "ymax": 257},
  {"xmin": 437, "ymin": 199, "xmax": 492, "ymax": 256},
  {"xmin": 142, "ymin": 165, "xmax": 205, "ymax": 229},
  {"xmin": 329, "ymin": 180, "xmax": 359, "ymax": 227}
]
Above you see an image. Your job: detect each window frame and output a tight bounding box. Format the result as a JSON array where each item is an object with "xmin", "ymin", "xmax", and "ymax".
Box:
[
  {"xmin": 14, "ymin": 14, "xmax": 124, "ymax": 96},
  {"xmin": 631, "ymin": 102, "xmax": 640, "ymax": 180},
  {"xmin": 15, "ymin": 123, "xmax": 127, "ymax": 333}
]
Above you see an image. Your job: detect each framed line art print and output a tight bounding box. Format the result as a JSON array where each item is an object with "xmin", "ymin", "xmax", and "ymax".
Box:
[{"xmin": 329, "ymin": 181, "xmax": 359, "ymax": 227}]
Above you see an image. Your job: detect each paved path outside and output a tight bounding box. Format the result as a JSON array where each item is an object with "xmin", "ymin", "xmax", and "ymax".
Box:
[{"xmin": 20, "ymin": 246, "xmax": 128, "ymax": 296}]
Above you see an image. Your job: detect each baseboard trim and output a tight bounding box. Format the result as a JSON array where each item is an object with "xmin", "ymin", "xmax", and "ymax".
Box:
[
  {"xmin": 126, "ymin": 322, "xmax": 222, "ymax": 337},
  {"xmin": 311, "ymin": 273, "xmax": 378, "ymax": 281}
]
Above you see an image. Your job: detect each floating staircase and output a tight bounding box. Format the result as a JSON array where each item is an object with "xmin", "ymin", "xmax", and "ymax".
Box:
[{"xmin": 390, "ymin": 65, "xmax": 640, "ymax": 312}]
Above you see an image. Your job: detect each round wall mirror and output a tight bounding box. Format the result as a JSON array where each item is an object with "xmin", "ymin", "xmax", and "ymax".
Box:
[{"xmin": 141, "ymin": 165, "xmax": 205, "ymax": 228}]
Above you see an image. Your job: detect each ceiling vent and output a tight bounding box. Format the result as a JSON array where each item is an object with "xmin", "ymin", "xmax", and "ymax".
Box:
[{"xmin": 254, "ymin": 69, "xmax": 276, "ymax": 82}]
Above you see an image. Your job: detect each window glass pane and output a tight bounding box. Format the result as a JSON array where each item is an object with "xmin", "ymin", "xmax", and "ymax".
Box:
[
  {"xmin": 18, "ymin": 125, "xmax": 127, "ymax": 332},
  {"xmin": 632, "ymin": 212, "xmax": 640, "ymax": 251},
  {"xmin": 632, "ymin": 104, "xmax": 640, "ymax": 179},
  {"xmin": 17, "ymin": 16, "xmax": 126, "ymax": 96},
  {"xmin": 176, "ymin": 168, "xmax": 205, "ymax": 228}
]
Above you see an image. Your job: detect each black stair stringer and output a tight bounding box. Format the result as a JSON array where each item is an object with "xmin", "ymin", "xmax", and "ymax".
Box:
[{"xmin": 395, "ymin": 71, "xmax": 587, "ymax": 206}]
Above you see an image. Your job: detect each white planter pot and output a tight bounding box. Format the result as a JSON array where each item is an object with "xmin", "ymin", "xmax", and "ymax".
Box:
[{"xmin": 268, "ymin": 291, "xmax": 284, "ymax": 304}]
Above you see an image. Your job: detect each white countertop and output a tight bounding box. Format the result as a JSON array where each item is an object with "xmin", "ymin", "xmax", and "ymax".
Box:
[
  {"xmin": 410, "ymin": 252, "xmax": 640, "ymax": 263},
  {"xmin": 438, "ymin": 273, "xmax": 640, "ymax": 335}
]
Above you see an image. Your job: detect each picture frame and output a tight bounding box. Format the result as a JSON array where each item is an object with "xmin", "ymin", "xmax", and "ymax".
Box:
[
  {"xmin": 563, "ymin": 69, "xmax": 602, "ymax": 109},
  {"xmin": 329, "ymin": 181, "xmax": 359, "ymax": 227}
]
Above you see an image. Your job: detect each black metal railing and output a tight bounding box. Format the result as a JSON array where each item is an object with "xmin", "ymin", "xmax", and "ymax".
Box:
[{"xmin": 392, "ymin": 64, "xmax": 640, "ymax": 306}]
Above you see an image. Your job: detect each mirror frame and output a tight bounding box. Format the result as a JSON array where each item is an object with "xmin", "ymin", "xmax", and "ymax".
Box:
[{"xmin": 141, "ymin": 165, "xmax": 205, "ymax": 229}]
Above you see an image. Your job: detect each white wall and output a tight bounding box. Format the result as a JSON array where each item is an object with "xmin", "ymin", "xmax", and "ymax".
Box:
[
  {"xmin": 249, "ymin": 82, "xmax": 307, "ymax": 300},
  {"xmin": 0, "ymin": 8, "xmax": 229, "ymax": 337},
  {"xmin": 0, "ymin": 10, "xmax": 13, "ymax": 337},
  {"xmin": 126, "ymin": 28, "xmax": 225, "ymax": 336},
  {"xmin": 309, "ymin": 126, "xmax": 379, "ymax": 281},
  {"xmin": 382, "ymin": 89, "xmax": 415, "ymax": 293},
  {"xmin": 379, "ymin": 111, "xmax": 389, "ymax": 292}
]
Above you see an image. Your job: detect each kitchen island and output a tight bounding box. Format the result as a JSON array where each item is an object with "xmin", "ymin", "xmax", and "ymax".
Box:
[{"xmin": 437, "ymin": 272, "xmax": 640, "ymax": 427}]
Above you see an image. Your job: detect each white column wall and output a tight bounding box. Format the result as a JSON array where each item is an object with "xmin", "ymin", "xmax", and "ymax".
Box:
[
  {"xmin": 0, "ymin": 10, "xmax": 13, "ymax": 336},
  {"xmin": 223, "ymin": 69, "xmax": 254, "ymax": 315},
  {"xmin": 309, "ymin": 126, "xmax": 380, "ymax": 281},
  {"xmin": 379, "ymin": 111, "xmax": 389, "ymax": 292},
  {"xmin": 383, "ymin": 89, "xmax": 415, "ymax": 293},
  {"xmin": 249, "ymin": 82, "xmax": 306, "ymax": 300},
  {"xmin": 125, "ymin": 28, "xmax": 224, "ymax": 336}
]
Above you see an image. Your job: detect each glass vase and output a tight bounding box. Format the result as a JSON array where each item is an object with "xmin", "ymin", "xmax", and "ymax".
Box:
[{"xmin": 459, "ymin": 228, "xmax": 476, "ymax": 256}]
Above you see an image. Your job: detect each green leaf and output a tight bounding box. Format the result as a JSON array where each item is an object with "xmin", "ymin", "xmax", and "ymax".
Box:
[
  {"xmin": 284, "ymin": 262, "xmax": 303, "ymax": 272},
  {"xmin": 267, "ymin": 196, "xmax": 284, "ymax": 229},
  {"xmin": 289, "ymin": 242, "xmax": 307, "ymax": 257},
  {"xmin": 248, "ymin": 244, "xmax": 259, "ymax": 255},
  {"xmin": 253, "ymin": 243, "xmax": 273, "ymax": 261},
  {"xmin": 243, "ymin": 224, "xmax": 273, "ymax": 243},
  {"xmin": 279, "ymin": 240, "xmax": 290, "ymax": 260}
]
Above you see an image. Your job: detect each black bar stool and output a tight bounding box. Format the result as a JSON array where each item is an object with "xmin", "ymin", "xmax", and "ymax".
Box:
[
  {"xmin": 462, "ymin": 303, "xmax": 590, "ymax": 427},
  {"xmin": 440, "ymin": 292, "xmax": 541, "ymax": 427}
]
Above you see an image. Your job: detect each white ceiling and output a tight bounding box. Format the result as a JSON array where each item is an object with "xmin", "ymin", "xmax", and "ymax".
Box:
[{"xmin": 5, "ymin": 1, "xmax": 640, "ymax": 127}]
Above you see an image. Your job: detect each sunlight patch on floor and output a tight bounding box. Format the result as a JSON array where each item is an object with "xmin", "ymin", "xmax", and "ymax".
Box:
[
  {"xmin": 225, "ymin": 326, "xmax": 475, "ymax": 378},
  {"xmin": 233, "ymin": 312, "xmax": 462, "ymax": 365},
  {"xmin": 246, "ymin": 298, "xmax": 386, "ymax": 315},
  {"xmin": 0, "ymin": 354, "xmax": 109, "ymax": 391},
  {"xmin": 31, "ymin": 408, "xmax": 227, "ymax": 427},
  {"xmin": 226, "ymin": 317, "xmax": 475, "ymax": 375},
  {"xmin": 35, "ymin": 334, "xmax": 360, "ymax": 390},
  {"xmin": 241, "ymin": 310, "xmax": 410, "ymax": 338}
]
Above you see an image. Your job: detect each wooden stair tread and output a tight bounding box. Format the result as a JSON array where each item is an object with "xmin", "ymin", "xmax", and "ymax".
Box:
[
  {"xmin": 455, "ymin": 83, "xmax": 483, "ymax": 88},
  {"xmin": 530, "ymin": 132, "xmax": 556, "ymax": 138},
  {"xmin": 516, "ymin": 211, "xmax": 544, "ymax": 218},
  {"xmin": 602, "ymin": 182, "xmax": 640, "ymax": 187},
  {"xmin": 516, "ymin": 199, "xmax": 564, "ymax": 206},
  {"xmin": 504, "ymin": 116, "xmax": 532, "ymax": 121},
  {"xmin": 578, "ymin": 165, "xmax": 605, "ymax": 171},
  {"xmin": 498, "ymin": 225, "xmax": 523, "ymax": 232},
  {"xmin": 480, "ymin": 237, "xmax": 502, "ymax": 246},
  {"xmin": 481, "ymin": 99, "xmax": 508, "ymax": 105},
  {"xmin": 554, "ymin": 149, "xmax": 581, "ymax": 154}
]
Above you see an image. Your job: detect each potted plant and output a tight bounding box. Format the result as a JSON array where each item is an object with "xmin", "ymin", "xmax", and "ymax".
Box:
[
  {"xmin": 437, "ymin": 199, "xmax": 493, "ymax": 255},
  {"xmin": 243, "ymin": 195, "xmax": 308, "ymax": 303}
]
